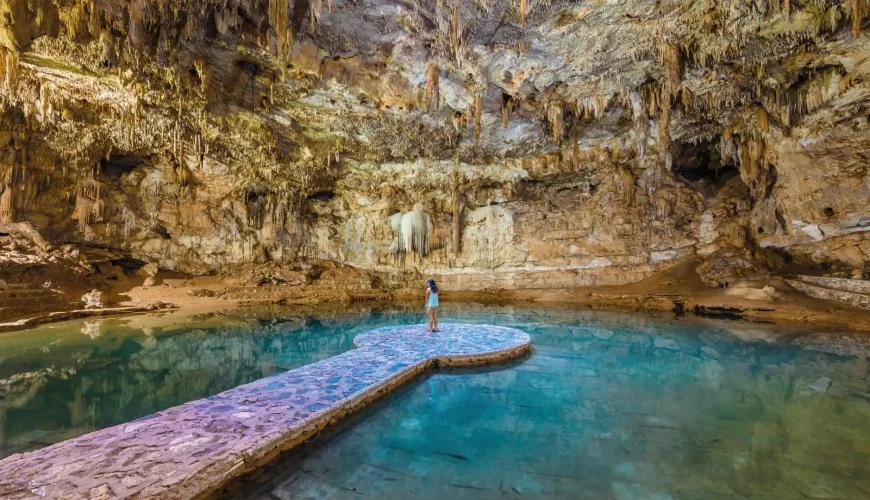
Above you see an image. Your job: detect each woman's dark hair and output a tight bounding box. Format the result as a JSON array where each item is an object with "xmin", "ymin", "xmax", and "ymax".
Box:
[{"xmin": 428, "ymin": 278, "xmax": 438, "ymax": 294}]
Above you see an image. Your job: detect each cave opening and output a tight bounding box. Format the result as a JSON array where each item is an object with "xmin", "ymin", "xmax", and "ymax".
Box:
[
  {"xmin": 309, "ymin": 190, "xmax": 336, "ymax": 202},
  {"xmin": 109, "ymin": 257, "xmax": 147, "ymax": 275},
  {"xmin": 672, "ymin": 139, "xmax": 738, "ymax": 190},
  {"xmin": 100, "ymin": 153, "xmax": 149, "ymax": 180},
  {"xmin": 246, "ymin": 190, "xmax": 265, "ymax": 205}
]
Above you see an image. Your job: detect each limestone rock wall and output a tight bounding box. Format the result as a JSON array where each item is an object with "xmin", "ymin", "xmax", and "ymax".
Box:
[{"xmin": 0, "ymin": 0, "xmax": 869, "ymax": 291}]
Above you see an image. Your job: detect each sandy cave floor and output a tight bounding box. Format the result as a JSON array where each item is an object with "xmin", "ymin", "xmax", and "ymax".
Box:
[{"xmin": 99, "ymin": 259, "xmax": 870, "ymax": 335}]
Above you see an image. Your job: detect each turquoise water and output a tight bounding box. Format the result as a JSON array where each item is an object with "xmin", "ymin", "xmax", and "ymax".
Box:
[
  {"xmin": 218, "ymin": 307, "xmax": 870, "ymax": 500},
  {"xmin": 3, "ymin": 306, "xmax": 870, "ymax": 499},
  {"xmin": 0, "ymin": 307, "xmax": 423, "ymax": 458}
]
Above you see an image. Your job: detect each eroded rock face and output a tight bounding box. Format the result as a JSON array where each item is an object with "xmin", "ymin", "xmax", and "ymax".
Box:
[
  {"xmin": 0, "ymin": 0, "xmax": 868, "ymax": 291},
  {"xmin": 81, "ymin": 289, "xmax": 106, "ymax": 308}
]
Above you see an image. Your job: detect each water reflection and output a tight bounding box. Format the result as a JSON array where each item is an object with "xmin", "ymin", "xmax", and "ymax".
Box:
[
  {"xmin": 4, "ymin": 305, "xmax": 870, "ymax": 499},
  {"xmin": 0, "ymin": 306, "xmax": 423, "ymax": 458},
  {"xmin": 220, "ymin": 308, "xmax": 870, "ymax": 500}
]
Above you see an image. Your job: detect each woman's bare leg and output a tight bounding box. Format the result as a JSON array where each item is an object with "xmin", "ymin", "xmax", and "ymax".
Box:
[
  {"xmin": 433, "ymin": 308, "xmax": 439, "ymax": 331},
  {"xmin": 427, "ymin": 309, "xmax": 434, "ymax": 331}
]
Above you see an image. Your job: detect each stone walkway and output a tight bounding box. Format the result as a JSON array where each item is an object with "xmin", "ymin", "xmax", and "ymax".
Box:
[{"xmin": 0, "ymin": 323, "xmax": 530, "ymax": 499}]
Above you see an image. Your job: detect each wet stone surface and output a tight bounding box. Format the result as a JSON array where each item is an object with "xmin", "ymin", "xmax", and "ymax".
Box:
[{"xmin": 0, "ymin": 324, "xmax": 530, "ymax": 499}]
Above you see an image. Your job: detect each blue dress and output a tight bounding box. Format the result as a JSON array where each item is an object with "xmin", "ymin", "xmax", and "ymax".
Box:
[{"xmin": 427, "ymin": 289, "xmax": 439, "ymax": 308}]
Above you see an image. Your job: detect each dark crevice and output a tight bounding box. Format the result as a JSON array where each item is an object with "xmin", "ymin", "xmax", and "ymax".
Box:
[
  {"xmin": 100, "ymin": 153, "xmax": 149, "ymax": 179},
  {"xmin": 291, "ymin": 0, "xmax": 311, "ymax": 33},
  {"xmin": 153, "ymin": 225, "xmax": 172, "ymax": 240},
  {"xmin": 672, "ymin": 139, "xmax": 738, "ymax": 191},
  {"xmin": 309, "ymin": 190, "xmax": 335, "ymax": 202},
  {"xmin": 692, "ymin": 305, "xmax": 743, "ymax": 321}
]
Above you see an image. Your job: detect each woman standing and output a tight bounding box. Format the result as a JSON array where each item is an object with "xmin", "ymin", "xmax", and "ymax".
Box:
[{"xmin": 425, "ymin": 278, "xmax": 439, "ymax": 332}]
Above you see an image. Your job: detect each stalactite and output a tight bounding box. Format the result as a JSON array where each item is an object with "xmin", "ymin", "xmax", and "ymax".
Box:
[
  {"xmin": 501, "ymin": 94, "xmax": 513, "ymax": 128},
  {"xmin": 74, "ymin": 179, "xmax": 104, "ymax": 232},
  {"xmin": 172, "ymin": 121, "xmax": 181, "ymax": 160},
  {"xmin": 269, "ymin": 0, "xmax": 293, "ymax": 82},
  {"xmin": 390, "ymin": 210, "xmax": 431, "ymax": 256},
  {"xmin": 577, "ymin": 95, "xmax": 611, "ymax": 120},
  {"xmin": 121, "ymin": 205, "xmax": 136, "ymax": 238},
  {"xmin": 758, "ymin": 107, "xmax": 769, "ymax": 132},
  {"xmin": 0, "ymin": 186, "xmax": 15, "ymax": 223},
  {"xmin": 452, "ymin": 160, "xmax": 461, "ymax": 254},
  {"xmin": 630, "ymin": 91, "xmax": 649, "ymax": 159},
  {"xmin": 680, "ymin": 86, "xmax": 693, "ymax": 113},
  {"xmin": 450, "ymin": 5, "xmax": 463, "ymax": 64},
  {"xmin": 720, "ymin": 128, "xmax": 738, "ymax": 167},
  {"xmin": 194, "ymin": 131, "xmax": 208, "ymax": 170},
  {"xmin": 780, "ymin": 101, "xmax": 792, "ymax": 129},
  {"xmin": 660, "ymin": 42, "xmax": 683, "ymax": 99},
  {"xmin": 851, "ymin": 0, "xmax": 868, "ymax": 38},
  {"xmin": 4, "ymin": 50, "xmax": 19, "ymax": 93},
  {"xmin": 39, "ymin": 84, "xmax": 50, "ymax": 123},
  {"xmin": 658, "ymin": 87, "xmax": 672, "ymax": 171},
  {"xmin": 473, "ymin": 94, "xmax": 483, "ymax": 147},
  {"xmin": 548, "ymin": 101, "xmax": 563, "ymax": 142},
  {"xmin": 193, "ymin": 58, "xmax": 211, "ymax": 94},
  {"xmin": 519, "ymin": 0, "xmax": 528, "ymax": 26},
  {"xmin": 737, "ymin": 138, "xmax": 774, "ymax": 207},
  {"xmin": 310, "ymin": 0, "xmax": 323, "ymax": 30},
  {"xmin": 425, "ymin": 62, "xmax": 440, "ymax": 110}
]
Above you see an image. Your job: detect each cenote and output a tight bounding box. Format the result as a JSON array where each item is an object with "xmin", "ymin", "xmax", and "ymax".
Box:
[{"xmin": 2, "ymin": 305, "xmax": 870, "ymax": 498}]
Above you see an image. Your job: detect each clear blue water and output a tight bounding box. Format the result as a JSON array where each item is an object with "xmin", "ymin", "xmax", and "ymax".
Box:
[
  {"xmin": 3, "ymin": 305, "xmax": 870, "ymax": 499},
  {"xmin": 0, "ymin": 307, "xmax": 424, "ymax": 458},
  {"xmin": 218, "ymin": 306, "xmax": 870, "ymax": 500}
]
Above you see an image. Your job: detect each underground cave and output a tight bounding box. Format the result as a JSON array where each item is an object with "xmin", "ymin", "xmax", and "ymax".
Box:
[{"xmin": 2, "ymin": 0, "xmax": 870, "ymax": 498}]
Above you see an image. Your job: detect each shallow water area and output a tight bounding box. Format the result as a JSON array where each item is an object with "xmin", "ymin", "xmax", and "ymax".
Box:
[
  {"xmin": 2, "ymin": 305, "xmax": 870, "ymax": 499},
  {"xmin": 219, "ymin": 306, "xmax": 870, "ymax": 500},
  {"xmin": 0, "ymin": 306, "xmax": 424, "ymax": 458}
]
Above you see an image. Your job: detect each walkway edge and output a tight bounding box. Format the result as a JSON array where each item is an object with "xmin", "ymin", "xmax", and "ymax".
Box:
[{"xmin": 0, "ymin": 324, "xmax": 531, "ymax": 500}]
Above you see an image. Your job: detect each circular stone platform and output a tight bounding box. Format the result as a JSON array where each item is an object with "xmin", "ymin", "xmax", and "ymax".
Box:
[
  {"xmin": 0, "ymin": 323, "xmax": 530, "ymax": 500},
  {"xmin": 355, "ymin": 323, "xmax": 532, "ymax": 366}
]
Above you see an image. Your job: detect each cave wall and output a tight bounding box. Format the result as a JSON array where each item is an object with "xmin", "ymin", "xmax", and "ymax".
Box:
[{"xmin": 1, "ymin": 0, "xmax": 870, "ymax": 290}]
